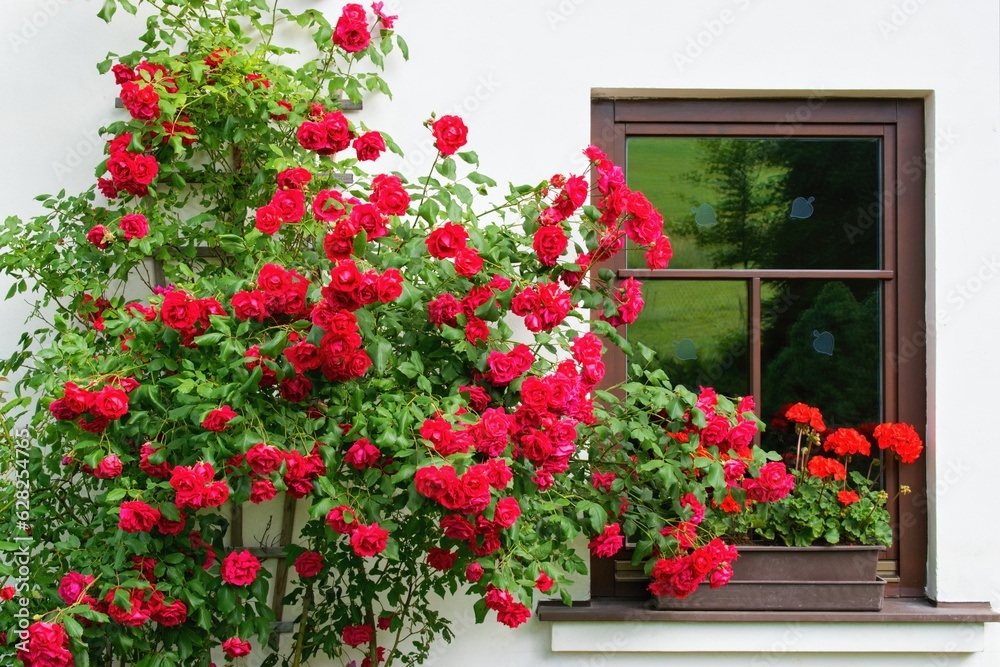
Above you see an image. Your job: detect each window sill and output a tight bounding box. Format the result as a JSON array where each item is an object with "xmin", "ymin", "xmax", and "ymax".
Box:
[{"xmin": 537, "ymin": 598, "xmax": 1000, "ymax": 654}]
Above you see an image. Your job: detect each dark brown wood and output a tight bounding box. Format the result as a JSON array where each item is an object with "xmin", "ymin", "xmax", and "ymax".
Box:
[
  {"xmin": 270, "ymin": 494, "xmax": 298, "ymax": 621},
  {"xmin": 537, "ymin": 597, "xmax": 1000, "ymax": 624},
  {"xmin": 624, "ymin": 122, "xmax": 887, "ymax": 137},
  {"xmin": 231, "ymin": 503, "xmax": 243, "ymax": 553},
  {"xmin": 893, "ymin": 99, "xmax": 928, "ymax": 596},
  {"xmin": 614, "ymin": 99, "xmax": 899, "ymax": 124}
]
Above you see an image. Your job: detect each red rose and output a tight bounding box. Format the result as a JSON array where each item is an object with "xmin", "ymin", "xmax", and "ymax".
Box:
[
  {"xmin": 350, "ymin": 522, "xmax": 389, "ymax": 557},
  {"xmin": 201, "ymin": 405, "xmax": 237, "ymax": 431},
  {"xmin": 496, "ymin": 601, "xmax": 531, "ymax": 628},
  {"xmin": 535, "ymin": 573, "xmax": 555, "ymax": 593},
  {"xmin": 280, "ymin": 376, "xmax": 313, "ymax": 402},
  {"xmin": 465, "ymin": 562, "xmax": 485, "ymax": 582},
  {"xmin": 588, "ymin": 522, "xmax": 624, "ymax": 558},
  {"xmin": 156, "ymin": 511, "xmax": 186, "ymax": 535},
  {"xmin": 244, "ymin": 478, "xmax": 274, "ymax": 504},
  {"xmin": 119, "ymin": 213, "xmax": 149, "ymax": 241},
  {"xmin": 48, "ymin": 399, "xmax": 76, "ymax": 421},
  {"xmin": 370, "ymin": 173, "xmax": 410, "ymax": 215},
  {"xmin": 376, "ymin": 269, "xmax": 403, "ymax": 303},
  {"xmin": 220, "ymin": 550, "xmax": 261, "ymax": 586},
  {"xmin": 277, "ymin": 167, "xmax": 312, "ymax": 190},
  {"xmin": 222, "ymin": 637, "xmax": 251, "ymax": 658},
  {"xmin": 426, "ymin": 547, "xmax": 457, "ymax": 572},
  {"xmin": 203, "ymin": 480, "xmax": 230, "ymax": 507},
  {"xmin": 271, "ymin": 188, "xmax": 305, "ymax": 224},
  {"xmin": 493, "ymin": 497, "xmax": 521, "ymax": 529},
  {"xmin": 105, "ymin": 588, "xmax": 151, "ymax": 626},
  {"xmin": 333, "ymin": 12, "xmax": 371, "ymax": 52},
  {"xmin": 160, "ymin": 290, "xmax": 200, "ymax": 330},
  {"xmin": 0, "ymin": 586, "xmax": 15, "ymax": 602},
  {"xmin": 94, "ymin": 454, "xmax": 123, "ymax": 479},
  {"xmin": 87, "ymin": 224, "xmax": 112, "ymax": 249},
  {"xmin": 17, "ymin": 622, "xmax": 73, "ymax": 667},
  {"xmin": 354, "ymin": 130, "xmax": 386, "ymax": 161},
  {"xmin": 255, "ymin": 203, "xmax": 283, "ymax": 235},
  {"xmin": 149, "ymin": 597, "xmax": 187, "ymax": 627},
  {"xmin": 425, "ymin": 221, "xmax": 469, "ymax": 259},
  {"xmin": 91, "ymin": 385, "xmax": 129, "ymax": 420},
  {"xmin": 644, "ymin": 235, "xmax": 673, "ymax": 269},
  {"xmin": 326, "ymin": 505, "xmax": 357, "ymax": 534},
  {"xmin": 454, "ymin": 247, "xmax": 483, "ymax": 277},
  {"xmin": 58, "ymin": 572, "xmax": 94, "ymax": 605},
  {"xmin": 293, "ymin": 551, "xmax": 324, "ymax": 578},
  {"xmin": 533, "ymin": 225, "xmax": 568, "ymax": 266},
  {"xmin": 118, "ymin": 501, "xmax": 160, "ymax": 533},
  {"xmin": 345, "ymin": 438, "xmax": 381, "ymax": 470},
  {"xmin": 342, "ymin": 623, "xmax": 374, "ymax": 647},
  {"xmin": 431, "ymin": 115, "xmax": 468, "ymax": 156},
  {"xmin": 296, "ymin": 120, "xmax": 329, "ymax": 151}
]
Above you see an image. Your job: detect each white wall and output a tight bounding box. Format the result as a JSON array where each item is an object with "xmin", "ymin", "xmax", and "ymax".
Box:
[{"xmin": 2, "ymin": 0, "xmax": 999, "ymax": 664}]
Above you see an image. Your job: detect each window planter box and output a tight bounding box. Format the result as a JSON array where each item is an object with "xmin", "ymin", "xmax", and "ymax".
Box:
[{"xmin": 651, "ymin": 545, "xmax": 885, "ymax": 611}]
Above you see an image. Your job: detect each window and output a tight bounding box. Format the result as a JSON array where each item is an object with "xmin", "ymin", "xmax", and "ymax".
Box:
[{"xmin": 589, "ymin": 98, "xmax": 927, "ymax": 599}]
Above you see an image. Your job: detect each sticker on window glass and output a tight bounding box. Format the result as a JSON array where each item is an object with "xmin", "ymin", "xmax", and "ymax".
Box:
[
  {"xmin": 790, "ymin": 196, "xmax": 815, "ymax": 219},
  {"xmin": 812, "ymin": 330, "xmax": 834, "ymax": 356},
  {"xmin": 672, "ymin": 338, "xmax": 697, "ymax": 361},
  {"xmin": 690, "ymin": 203, "xmax": 717, "ymax": 227}
]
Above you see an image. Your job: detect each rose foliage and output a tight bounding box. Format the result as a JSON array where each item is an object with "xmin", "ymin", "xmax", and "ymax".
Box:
[{"xmin": 0, "ymin": 2, "xmax": 790, "ymax": 666}]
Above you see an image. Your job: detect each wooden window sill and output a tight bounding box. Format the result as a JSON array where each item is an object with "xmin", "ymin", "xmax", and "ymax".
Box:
[{"xmin": 537, "ymin": 598, "xmax": 1000, "ymax": 654}]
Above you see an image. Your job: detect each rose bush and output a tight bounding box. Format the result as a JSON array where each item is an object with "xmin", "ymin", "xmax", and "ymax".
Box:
[{"xmin": 0, "ymin": 2, "xmax": 790, "ymax": 666}]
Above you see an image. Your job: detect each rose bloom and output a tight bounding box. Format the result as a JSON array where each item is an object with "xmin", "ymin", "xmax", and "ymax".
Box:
[
  {"xmin": 220, "ymin": 549, "xmax": 261, "ymax": 586},
  {"xmin": 342, "ymin": 623, "xmax": 374, "ymax": 647},
  {"xmin": 222, "ymin": 637, "xmax": 252, "ymax": 658},
  {"xmin": 326, "ymin": 505, "xmax": 357, "ymax": 534},
  {"xmin": 588, "ymin": 523, "xmax": 625, "ymax": 558},
  {"xmin": 354, "ymin": 130, "xmax": 386, "ymax": 161},
  {"xmin": 493, "ymin": 497, "xmax": 521, "ymax": 529},
  {"xmin": 293, "ymin": 551, "xmax": 324, "ymax": 578},
  {"xmin": 87, "ymin": 224, "xmax": 112, "ymax": 249},
  {"xmin": 370, "ymin": 173, "xmax": 410, "ymax": 215},
  {"xmin": 465, "ymin": 562, "xmax": 485, "ymax": 582},
  {"xmin": 644, "ymin": 235, "xmax": 673, "ymax": 269},
  {"xmin": 201, "ymin": 405, "xmax": 237, "ymax": 431},
  {"xmin": 345, "ymin": 438, "xmax": 381, "ymax": 470},
  {"xmin": 496, "ymin": 601, "xmax": 531, "ymax": 628},
  {"xmin": 58, "ymin": 572, "xmax": 94, "ymax": 605},
  {"xmin": 94, "ymin": 454, "xmax": 123, "ymax": 479},
  {"xmin": 431, "ymin": 115, "xmax": 468, "ymax": 156},
  {"xmin": 118, "ymin": 212, "xmax": 149, "ymax": 241},
  {"xmin": 533, "ymin": 225, "xmax": 568, "ymax": 266},
  {"xmin": 425, "ymin": 221, "xmax": 469, "ymax": 259},
  {"xmin": 535, "ymin": 572, "xmax": 555, "ymax": 593},
  {"xmin": 91, "ymin": 385, "xmax": 130, "ymax": 420},
  {"xmin": 17, "ymin": 622, "xmax": 73, "ymax": 667},
  {"xmin": 350, "ymin": 522, "xmax": 390, "ymax": 557},
  {"xmin": 118, "ymin": 501, "xmax": 160, "ymax": 533},
  {"xmin": 250, "ymin": 479, "xmax": 278, "ymax": 504},
  {"xmin": 426, "ymin": 547, "xmax": 457, "ymax": 572},
  {"xmin": 246, "ymin": 442, "xmax": 284, "ymax": 476},
  {"xmin": 332, "ymin": 9, "xmax": 371, "ymax": 52}
]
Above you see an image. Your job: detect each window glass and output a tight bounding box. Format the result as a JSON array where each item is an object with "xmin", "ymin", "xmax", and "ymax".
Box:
[{"xmin": 625, "ymin": 137, "xmax": 882, "ymax": 270}]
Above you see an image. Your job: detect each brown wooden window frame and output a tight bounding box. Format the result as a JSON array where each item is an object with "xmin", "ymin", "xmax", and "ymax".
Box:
[{"xmin": 589, "ymin": 97, "xmax": 928, "ymax": 600}]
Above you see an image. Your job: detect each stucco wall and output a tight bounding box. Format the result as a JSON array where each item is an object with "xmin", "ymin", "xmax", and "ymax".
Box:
[{"xmin": 2, "ymin": 0, "xmax": 998, "ymax": 664}]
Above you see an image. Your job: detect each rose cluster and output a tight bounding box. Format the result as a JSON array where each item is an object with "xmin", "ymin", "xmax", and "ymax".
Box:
[
  {"xmin": 648, "ymin": 538, "xmax": 739, "ymax": 599},
  {"xmin": 48, "ymin": 378, "xmax": 137, "ymax": 434},
  {"xmin": 98, "ymin": 132, "xmax": 159, "ymax": 199}
]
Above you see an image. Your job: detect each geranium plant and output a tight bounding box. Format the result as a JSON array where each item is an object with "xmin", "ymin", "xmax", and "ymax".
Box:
[
  {"xmin": 0, "ymin": 1, "xmax": 796, "ymax": 666},
  {"xmin": 701, "ymin": 401, "xmax": 924, "ymax": 549}
]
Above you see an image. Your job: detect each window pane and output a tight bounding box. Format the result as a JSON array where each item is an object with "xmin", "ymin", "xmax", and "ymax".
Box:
[
  {"xmin": 759, "ymin": 280, "xmax": 882, "ymax": 453},
  {"xmin": 626, "ymin": 280, "xmax": 749, "ymax": 397},
  {"xmin": 625, "ymin": 137, "xmax": 882, "ymax": 270}
]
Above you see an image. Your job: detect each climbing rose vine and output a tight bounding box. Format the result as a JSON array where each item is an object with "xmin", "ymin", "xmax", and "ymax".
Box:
[{"xmin": 0, "ymin": 2, "xmax": 779, "ymax": 666}]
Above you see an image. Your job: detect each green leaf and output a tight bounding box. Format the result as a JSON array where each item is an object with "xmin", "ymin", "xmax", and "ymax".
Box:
[
  {"xmin": 63, "ymin": 615, "xmax": 84, "ymax": 639},
  {"xmin": 98, "ymin": 0, "xmax": 117, "ymax": 22},
  {"xmin": 457, "ymin": 151, "xmax": 479, "ymax": 165},
  {"xmin": 217, "ymin": 585, "xmax": 236, "ymax": 613},
  {"xmin": 106, "ymin": 488, "xmax": 127, "ymax": 503}
]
